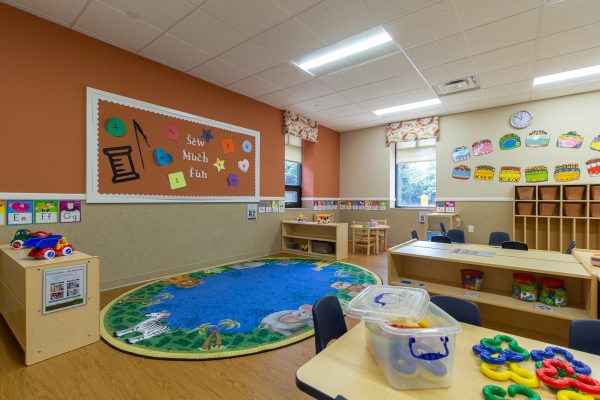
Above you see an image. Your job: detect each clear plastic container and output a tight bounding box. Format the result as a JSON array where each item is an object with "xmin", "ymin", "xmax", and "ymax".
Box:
[{"xmin": 347, "ymin": 285, "xmax": 461, "ymax": 390}]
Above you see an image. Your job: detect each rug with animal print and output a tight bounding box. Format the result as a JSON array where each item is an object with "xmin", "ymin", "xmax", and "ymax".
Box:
[{"xmin": 100, "ymin": 258, "xmax": 381, "ymax": 359}]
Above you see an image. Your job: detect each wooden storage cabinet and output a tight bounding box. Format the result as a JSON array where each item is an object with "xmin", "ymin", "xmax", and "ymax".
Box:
[
  {"xmin": 0, "ymin": 245, "xmax": 100, "ymax": 365},
  {"xmin": 513, "ymin": 184, "xmax": 600, "ymax": 252},
  {"xmin": 282, "ymin": 221, "xmax": 348, "ymax": 260}
]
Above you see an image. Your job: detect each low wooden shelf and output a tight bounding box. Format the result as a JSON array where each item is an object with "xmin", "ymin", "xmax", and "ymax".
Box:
[
  {"xmin": 419, "ymin": 212, "xmax": 459, "ymax": 240},
  {"xmin": 0, "ymin": 245, "xmax": 100, "ymax": 365},
  {"xmin": 282, "ymin": 221, "xmax": 348, "ymax": 260}
]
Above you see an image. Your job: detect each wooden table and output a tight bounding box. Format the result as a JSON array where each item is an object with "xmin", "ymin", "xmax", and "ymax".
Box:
[
  {"xmin": 388, "ymin": 240, "xmax": 598, "ymax": 344},
  {"xmin": 296, "ymin": 322, "xmax": 600, "ymax": 400},
  {"xmin": 351, "ymin": 224, "xmax": 390, "ymax": 254}
]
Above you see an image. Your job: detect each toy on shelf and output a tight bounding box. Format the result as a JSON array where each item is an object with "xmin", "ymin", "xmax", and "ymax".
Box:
[
  {"xmin": 461, "ymin": 269, "xmax": 484, "ymax": 291},
  {"xmin": 299, "ymin": 243, "xmax": 308, "ymax": 252},
  {"xmin": 296, "ymin": 213, "xmax": 307, "ymax": 223},
  {"xmin": 23, "ymin": 235, "xmax": 74, "ymax": 260},
  {"xmin": 512, "ymin": 274, "xmax": 538, "ymax": 302},
  {"xmin": 9, "ymin": 229, "xmax": 52, "ymax": 249},
  {"xmin": 539, "ymin": 278, "xmax": 567, "ymax": 307},
  {"xmin": 591, "ymin": 254, "xmax": 600, "ymax": 267},
  {"xmin": 535, "ymin": 359, "xmax": 600, "ymax": 394},
  {"xmin": 482, "ymin": 384, "xmax": 541, "ymax": 400},
  {"xmin": 367, "ymin": 220, "xmax": 379, "ymax": 227},
  {"xmin": 315, "ymin": 213, "xmax": 332, "ymax": 224}
]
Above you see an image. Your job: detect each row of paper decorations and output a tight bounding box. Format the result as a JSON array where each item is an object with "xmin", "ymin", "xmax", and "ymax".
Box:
[
  {"xmin": 451, "ymin": 162, "xmax": 600, "ymax": 182},
  {"xmin": 451, "ymin": 131, "xmax": 600, "ymax": 163}
]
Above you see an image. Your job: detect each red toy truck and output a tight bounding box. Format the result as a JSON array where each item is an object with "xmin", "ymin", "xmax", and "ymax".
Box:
[{"xmin": 23, "ymin": 235, "xmax": 74, "ymax": 260}]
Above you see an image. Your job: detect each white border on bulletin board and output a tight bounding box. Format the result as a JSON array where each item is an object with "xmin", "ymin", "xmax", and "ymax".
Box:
[{"xmin": 86, "ymin": 87, "xmax": 260, "ymax": 203}]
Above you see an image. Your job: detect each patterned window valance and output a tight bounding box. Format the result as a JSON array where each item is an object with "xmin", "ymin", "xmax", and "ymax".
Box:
[
  {"xmin": 283, "ymin": 110, "xmax": 318, "ymax": 143},
  {"xmin": 385, "ymin": 116, "xmax": 439, "ymax": 146}
]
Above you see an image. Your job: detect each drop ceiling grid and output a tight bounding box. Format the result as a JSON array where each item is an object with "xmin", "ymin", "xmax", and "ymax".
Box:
[{"xmin": 3, "ymin": 0, "xmax": 600, "ymax": 131}]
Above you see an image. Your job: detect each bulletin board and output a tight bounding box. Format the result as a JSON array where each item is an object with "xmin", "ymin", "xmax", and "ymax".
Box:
[{"xmin": 86, "ymin": 88, "xmax": 259, "ymax": 203}]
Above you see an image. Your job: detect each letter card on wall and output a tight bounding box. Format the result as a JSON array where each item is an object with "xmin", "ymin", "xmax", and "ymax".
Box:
[{"xmin": 86, "ymin": 88, "xmax": 259, "ymax": 203}]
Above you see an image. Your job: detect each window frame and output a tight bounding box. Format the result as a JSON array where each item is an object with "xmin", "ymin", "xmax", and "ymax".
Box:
[
  {"xmin": 284, "ymin": 141, "xmax": 303, "ymax": 208},
  {"xmin": 394, "ymin": 142, "xmax": 437, "ymax": 208}
]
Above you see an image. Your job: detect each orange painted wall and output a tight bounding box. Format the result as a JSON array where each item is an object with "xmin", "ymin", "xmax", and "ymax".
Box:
[
  {"xmin": 0, "ymin": 5, "xmax": 285, "ymax": 196},
  {"xmin": 302, "ymin": 125, "xmax": 340, "ymax": 198}
]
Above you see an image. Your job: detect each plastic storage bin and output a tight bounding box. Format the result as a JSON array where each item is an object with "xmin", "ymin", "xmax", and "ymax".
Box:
[
  {"xmin": 461, "ymin": 269, "xmax": 483, "ymax": 291},
  {"xmin": 346, "ymin": 286, "xmax": 461, "ymax": 390},
  {"xmin": 512, "ymin": 273, "xmax": 537, "ymax": 302}
]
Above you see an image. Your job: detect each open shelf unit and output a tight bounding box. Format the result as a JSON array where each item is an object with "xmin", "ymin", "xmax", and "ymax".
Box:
[
  {"xmin": 282, "ymin": 221, "xmax": 348, "ymax": 260},
  {"xmin": 388, "ymin": 240, "xmax": 598, "ymax": 343},
  {"xmin": 513, "ymin": 184, "xmax": 600, "ymax": 252},
  {"xmin": 418, "ymin": 213, "xmax": 459, "ymax": 241}
]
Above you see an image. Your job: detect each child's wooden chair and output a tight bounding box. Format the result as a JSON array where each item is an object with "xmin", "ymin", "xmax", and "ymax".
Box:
[{"xmin": 352, "ymin": 221, "xmax": 376, "ymax": 255}]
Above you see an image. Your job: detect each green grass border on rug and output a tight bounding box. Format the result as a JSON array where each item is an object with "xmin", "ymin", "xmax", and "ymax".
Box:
[{"xmin": 100, "ymin": 257, "xmax": 382, "ymax": 360}]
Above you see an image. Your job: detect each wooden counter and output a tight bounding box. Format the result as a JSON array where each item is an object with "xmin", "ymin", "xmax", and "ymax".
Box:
[{"xmin": 0, "ymin": 245, "xmax": 99, "ymax": 365}]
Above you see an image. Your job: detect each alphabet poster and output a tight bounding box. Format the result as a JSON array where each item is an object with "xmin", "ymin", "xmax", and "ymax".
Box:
[{"xmin": 87, "ymin": 88, "xmax": 259, "ymax": 203}]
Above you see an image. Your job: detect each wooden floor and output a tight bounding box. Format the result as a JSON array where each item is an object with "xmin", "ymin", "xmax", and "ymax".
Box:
[{"xmin": 0, "ymin": 252, "xmax": 387, "ymax": 400}]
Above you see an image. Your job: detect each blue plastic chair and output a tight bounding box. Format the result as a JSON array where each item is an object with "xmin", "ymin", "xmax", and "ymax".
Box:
[
  {"xmin": 446, "ymin": 229, "xmax": 465, "ymax": 243},
  {"xmin": 410, "ymin": 229, "xmax": 419, "ymax": 240},
  {"xmin": 502, "ymin": 241, "xmax": 529, "ymax": 251},
  {"xmin": 439, "ymin": 222, "xmax": 447, "ymax": 235},
  {"xmin": 430, "ymin": 295, "xmax": 482, "ymax": 326},
  {"xmin": 566, "ymin": 240, "xmax": 576, "ymax": 254},
  {"xmin": 312, "ymin": 296, "xmax": 347, "ymax": 354},
  {"xmin": 569, "ymin": 320, "xmax": 600, "ymax": 355},
  {"xmin": 431, "ymin": 235, "xmax": 451, "ymax": 243},
  {"xmin": 489, "ymin": 232, "xmax": 510, "ymax": 246}
]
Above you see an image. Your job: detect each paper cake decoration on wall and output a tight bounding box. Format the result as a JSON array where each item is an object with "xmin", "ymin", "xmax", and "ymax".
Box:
[
  {"xmin": 590, "ymin": 135, "xmax": 600, "ymax": 151},
  {"xmin": 472, "ymin": 139, "xmax": 493, "ymax": 156},
  {"xmin": 499, "ymin": 166, "xmax": 521, "ymax": 182},
  {"xmin": 556, "ymin": 131, "xmax": 583, "ymax": 148},
  {"xmin": 525, "ymin": 166, "xmax": 548, "ymax": 182},
  {"xmin": 452, "ymin": 146, "xmax": 470, "ymax": 162},
  {"xmin": 474, "ymin": 165, "xmax": 495, "ymax": 181},
  {"xmin": 499, "ymin": 133, "xmax": 521, "ymax": 150},
  {"xmin": 554, "ymin": 164, "xmax": 580, "ymax": 182},
  {"xmin": 452, "ymin": 165, "xmax": 471, "ymax": 180},
  {"xmin": 525, "ymin": 130, "xmax": 550, "ymax": 147},
  {"xmin": 586, "ymin": 158, "xmax": 600, "ymax": 176}
]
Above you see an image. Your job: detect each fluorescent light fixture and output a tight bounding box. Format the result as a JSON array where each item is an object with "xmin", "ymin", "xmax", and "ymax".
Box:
[
  {"xmin": 533, "ymin": 64, "xmax": 600, "ymax": 86},
  {"xmin": 291, "ymin": 26, "xmax": 399, "ymax": 77},
  {"xmin": 373, "ymin": 98, "xmax": 441, "ymax": 116}
]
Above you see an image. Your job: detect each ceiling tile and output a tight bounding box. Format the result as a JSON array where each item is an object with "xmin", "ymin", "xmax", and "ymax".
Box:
[
  {"xmin": 254, "ymin": 18, "xmax": 326, "ymax": 59},
  {"xmin": 201, "ymin": 0, "xmax": 290, "ymax": 37},
  {"xmin": 537, "ymin": 22, "xmax": 600, "ymax": 60},
  {"xmin": 541, "ymin": 0, "xmax": 600, "ymax": 37},
  {"xmin": 384, "ymin": 0, "xmax": 461, "ymax": 49},
  {"xmin": 341, "ymin": 82, "xmax": 387, "ymax": 101},
  {"xmin": 479, "ymin": 92, "xmax": 530, "ymax": 108},
  {"xmin": 464, "ymin": 9, "xmax": 539, "ymax": 55},
  {"xmin": 74, "ymin": 1, "xmax": 161, "ymax": 51},
  {"xmin": 256, "ymin": 89, "xmax": 305, "ymax": 108},
  {"xmin": 534, "ymin": 46, "xmax": 600, "ymax": 77},
  {"xmin": 287, "ymin": 80, "xmax": 335, "ymax": 101},
  {"xmin": 257, "ymin": 63, "xmax": 312, "ymax": 88},
  {"xmin": 483, "ymin": 80, "xmax": 532, "ymax": 99},
  {"xmin": 327, "ymin": 103, "xmax": 368, "ymax": 117},
  {"xmin": 290, "ymin": 93, "xmax": 353, "ymax": 113},
  {"xmin": 188, "ymin": 58, "xmax": 251, "ymax": 86},
  {"xmin": 420, "ymin": 57, "xmax": 476, "ymax": 85},
  {"xmin": 406, "ymin": 33, "xmax": 469, "ymax": 69},
  {"xmin": 471, "ymin": 40, "xmax": 536, "ymax": 74},
  {"xmin": 318, "ymin": 68, "xmax": 373, "ymax": 91},
  {"xmin": 364, "ymin": 0, "xmax": 441, "ymax": 24},
  {"xmin": 4, "ymin": 0, "xmax": 89, "ymax": 26},
  {"xmin": 358, "ymin": 94, "xmax": 404, "ymax": 111},
  {"xmin": 296, "ymin": 0, "xmax": 379, "ymax": 44},
  {"xmin": 307, "ymin": 110, "xmax": 340, "ymax": 121},
  {"xmin": 220, "ymin": 41, "xmax": 283, "ymax": 74},
  {"xmin": 379, "ymin": 72, "xmax": 427, "ymax": 95},
  {"xmin": 391, "ymin": 87, "xmax": 437, "ymax": 103},
  {"xmin": 478, "ymin": 63, "xmax": 534, "ymax": 88},
  {"xmin": 272, "ymin": 0, "xmax": 321, "ymax": 15},
  {"xmin": 453, "ymin": 0, "xmax": 540, "ymax": 30},
  {"xmin": 226, "ymin": 75, "xmax": 280, "ymax": 98},
  {"xmin": 379, "ymin": 104, "xmax": 447, "ymax": 121},
  {"xmin": 168, "ymin": 8, "xmax": 247, "ymax": 56},
  {"xmin": 98, "ymin": 0, "xmax": 195, "ymax": 31},
  {"xmin": 531, "ymin": 79, "xmax": 600, "ymax": 101},
  {"xmin": 438, "ymin": 89, "xmax": 484, "ymax": 106},
  {"xmin": 139, "ymin": 34, "xmax": 211, "ymax": 71},
  {"xmin": 359, "ymin": 52, "xmax": 416, "ymax": 80}
]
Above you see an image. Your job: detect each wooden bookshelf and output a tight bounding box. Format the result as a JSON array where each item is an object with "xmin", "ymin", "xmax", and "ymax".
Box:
[
  {"xmin": 419, "ymin": 212, "xmax": 459, "ymax": 240},
  {"xmin": 513, "ymin": 184, "xmax": 600, "ymax": 252},
  {"xmin": 281, "ymin": 221, "xmax": 348, "ymax": 260}
]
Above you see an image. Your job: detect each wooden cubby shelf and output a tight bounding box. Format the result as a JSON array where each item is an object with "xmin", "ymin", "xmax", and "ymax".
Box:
[
  {"xmin": 282, "ymin": 221, "xmax": 348, "ymax": 260},
  {"xmin": 513, "ymin": 184, "xmax": 600, "ymax": 252}
]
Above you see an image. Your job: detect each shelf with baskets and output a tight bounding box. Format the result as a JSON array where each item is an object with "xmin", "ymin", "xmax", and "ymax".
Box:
[{"xmin": 513, "ymin": 184, "xmax": 600, "ymax": 251}]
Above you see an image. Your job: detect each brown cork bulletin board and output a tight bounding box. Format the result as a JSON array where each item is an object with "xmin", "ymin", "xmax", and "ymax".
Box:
[{"xmin": 86, "ymin": 88, "xmax": 260, "ymax": 203}]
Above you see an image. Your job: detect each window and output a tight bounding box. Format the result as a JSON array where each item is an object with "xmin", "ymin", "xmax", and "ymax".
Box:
[
  {"xmin": 395, "ymin": 141, "xmax": 436, "ymax": 207},
  {"xmin": 285, "ymin": 135, "xmax": 302, "ymax": 208}
]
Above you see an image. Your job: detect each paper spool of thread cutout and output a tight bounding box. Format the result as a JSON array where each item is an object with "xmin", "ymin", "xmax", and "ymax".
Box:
[
  {"xmin": 499, "ymin": 134, "xmax": 521, "ymax": 150},
  {"xmin": 499, "ymin": 167, "xmax": 521, "ymax": 182},
  {"xmin": 452, "ymin": 165, "xmax": 471, "ymax": 180},
  {"xmin": 556, "ymin": 131, "xmax": 583, "ymax": 149},
  {"xmin": 525, "ymin": 131, "xmax": 549, "ymax": 147},
  {"xmin": 590, "ymin": 135, "xmax": 600, "ymax": 152},
  {"xmin": 586, "ymin": 158, "xmax": 600, "ymax": 177},
  {"xmin": 473, "ymin": 139, "xmax": 493, "ymax": 156},
  {"xmin": 525, "ymin": 166, "xmax": 548, "ymax": 183},
  {"xmin": 452, "ymin": 146, "xmax": 471, "ymax": 162},
  {"xmin": 474, "ymin": 165, "xmax": 495, "ymax": 181},
  {"xmin": 554, "ymin": 164, "xmax": 581, "ymax": 182}
]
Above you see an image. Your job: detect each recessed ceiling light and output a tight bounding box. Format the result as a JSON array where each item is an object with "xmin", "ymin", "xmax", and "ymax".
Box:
[
  {"xmin": 291, "ymin": 26, "xmax": 399, "ymax": 77},
  {"xmin": 533, "ymin": 64, "xmax": 600, "ymax": 86},
  {"xmin": 373, "ymin": 98, "xmax": 441, "ymax": 116}
]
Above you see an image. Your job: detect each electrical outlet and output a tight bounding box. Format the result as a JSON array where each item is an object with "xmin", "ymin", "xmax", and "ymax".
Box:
[{"xmin": 468, "ymin": 225, "xmax": 474, "ymax": 233}]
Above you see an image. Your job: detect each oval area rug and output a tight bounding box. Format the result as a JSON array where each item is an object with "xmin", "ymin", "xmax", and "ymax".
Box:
[{"xmin": 101, "ymin": 258, "xmax": 381, "ymax": 359}]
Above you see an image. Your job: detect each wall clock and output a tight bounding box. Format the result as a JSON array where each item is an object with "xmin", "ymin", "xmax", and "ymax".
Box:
[{"xmin": 510, "ymin": 110, "xmax": 533, "ymax": 129}]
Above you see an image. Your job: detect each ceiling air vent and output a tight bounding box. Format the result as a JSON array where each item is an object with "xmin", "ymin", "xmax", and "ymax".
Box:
[{"xmin": 433, "ymin": 76, "xmax": 479, "ymax": 96}]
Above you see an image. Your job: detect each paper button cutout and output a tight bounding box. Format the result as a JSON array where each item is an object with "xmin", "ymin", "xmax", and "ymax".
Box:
[
  {"xmin": 201, "ymin": 129, "xmax": 213, "ymax": 142},
  {"xmin": 164, "ymin": 125, "xmax": 180, "ymax": 141},
  {"xmin": 242, "ymin": 140, "xmax": 252, "ymax": 153},
  {"xmin": 222, "ymin": 138, "xmax": 235, "ymax": 153},
  {"xmin": 228, "ymin": 173, "xmax": 239, "ymax": 187},
  {"xmin": 168, "ymin": 171, "xmax": 186, "ymax": 190},
  {"xmin": 238, "ymin": 159, "xmax": 249, "ymax": 172},
  {"xmin": 213, "ymin": 158, "xmax": 225, "ymax": 172},
  {"xmin": 154, "ymin": 148, "xmax": 173, "ymax": 166},
  {"xmin": 106, "ymin": 118, "xmax": 127, "ymax": 137}
]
